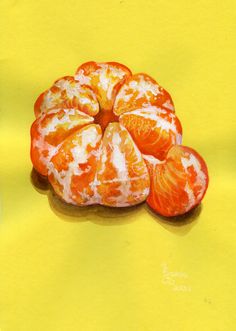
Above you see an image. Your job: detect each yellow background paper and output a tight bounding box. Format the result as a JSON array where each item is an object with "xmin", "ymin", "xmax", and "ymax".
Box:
[{"xmin": 0, "ymin": 0, "xmax": 236, "ymax": 330}]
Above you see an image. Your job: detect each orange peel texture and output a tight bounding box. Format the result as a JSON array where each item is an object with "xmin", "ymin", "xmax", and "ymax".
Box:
[{"xmin": 30, "ymin": 61, "xmax": 209, "ymax": 217}]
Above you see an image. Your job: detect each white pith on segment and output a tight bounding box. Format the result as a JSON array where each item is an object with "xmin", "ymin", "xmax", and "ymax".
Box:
[
  {"xmin": 74, "ymin": 62, "xmax": 131, "ymax": 110},
  {"xmin": 181, "ymin": 153, "xmax": 207, "ymax": 202},
  {"xmin": 184, "ymin": 182, "xmax": 196, "ymax": 209},
  {"xmin": 31, "ymin": 108, "xmax": 94, "ymax": 174},
  {"xmin": 48, "ymin": 125, "xmax": 102, "ymax": 205},
  {"xmin": 119, "ymin": 106, "xmax": 182, "ymax": 145},
  {"xmin": 40, "ymin": 109, "xmax": 94, "ymax": 136},
  {"xmin": 113, "ymin": 73, "xmax": 174, "ymax": 115},
  {"xmin": 35, "ymin": 77, "xmax": 99, "ymax": 117},
  {"xmin": 46, "ymin": 123, "xmax": 150, "ymax": 206},
  {"xmin": 118, "ymin": 75, "xmax": 160, "ymax": 102},
  {"xmin": 96, "ymin": 123, "xmax": 150, "ymax": 207},
  {"xmin": 32, "ymin": 133, "xmax": 57, "ymax": 172}
]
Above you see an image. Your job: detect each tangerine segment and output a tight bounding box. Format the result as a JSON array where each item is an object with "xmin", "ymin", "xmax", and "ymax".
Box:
[
  {"xmin": 74, "ymin": 62, "xmax": 132, "ymax": 112},
  {"xmin": 145, "ymin": 145, "xmax": 209, "ymax": 217},
  {"xmin": 30, "ymin": 108, "xmax": 94, "ymax": 176},
  {"xmin": 113, "ymin": 73, "xmax": 174, "ymax": 116},
  {"xmin": 34, "ymin": 76, "xmax": 99, "ymax": 118},
  {"xmin": 119, "ymin": 106, "xmax": 182, "ymax": 160},
  {"xmin": 48, "ymin": 124, "xmax": 102, "ymax": 205},
  {"xmin": 96, "ymin": 123, "xmax": 150, "ymax": 207}
]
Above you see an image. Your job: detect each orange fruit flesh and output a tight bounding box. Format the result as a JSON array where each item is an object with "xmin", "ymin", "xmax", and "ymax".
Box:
[
  {"xmin": 30, "ymin": 108, "xmax": 94, "ymax": 176},
  {"xmin": 119, "ymin": 107, "xmax": 182, "ymax": 160},
  {"xmin": 145, "ymin": 145, "xmax": 209, "ymax": 217},
  {"xmin": 75, "ymin": 61, "xmax": 132, "ymax": 112},
  {"xmin": 31, "ymin": 62, "xmax": 209, "ymax": 214},
  {"xmin": 96, "ymin": 123, "xmax": 150, "ymax": 207},
  {"xmin": 34, "ymin": 76, "xmax": 99, "ymax": 118},
  {"xmin": 48, "ymin": 124, "xmax": 102, "ymax": 205},
  {"xmin": 113, "ymin": 73, "xmax": 175, "ymax": 116},
  {"xmin": 46, "ymin": 121, "xmax": 150, "ymax": 207}
]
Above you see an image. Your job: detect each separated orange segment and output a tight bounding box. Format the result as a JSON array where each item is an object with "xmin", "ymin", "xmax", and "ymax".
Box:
[
  {"xmin": 96, "ymin": 123, "xmax": 150, "ymax": 207},
  {"xmin": 119, "ymin": 106, "xmax": 182, "ymax": 160},
  {"xmin": 145, "ymin": 145, "xmax": 209, "ymax": 217},
  {"xmin": 113, "ymin": 73, "xmax": 174, "ymax": 116},
  {"xmin": 34, "ymin": 76, "xmax": 99, "ymax": 118},
  {"xmin": 75, "ymin": 61, "xmax": 132, "ymax": 112},
  {"xmin": 30, "ymin": 108, "xmax": 94, "ymax": 176},
  {"xmin": 48, "ymin": 124, "xmax": 102, "ymax": 205}
]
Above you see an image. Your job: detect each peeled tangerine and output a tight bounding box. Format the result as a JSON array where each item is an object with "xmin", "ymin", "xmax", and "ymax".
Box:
[{"xmin": 30, "ymin": 61, "xmax": 209, "ymax": 217}]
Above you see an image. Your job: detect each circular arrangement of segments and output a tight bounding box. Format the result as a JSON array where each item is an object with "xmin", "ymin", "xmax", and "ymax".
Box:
[{"xmin": 30, "ymin": 61, "xmax": 208, "ymax": 217}]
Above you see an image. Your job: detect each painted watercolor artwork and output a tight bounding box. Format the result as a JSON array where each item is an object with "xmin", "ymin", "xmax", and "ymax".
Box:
[
  {"xmin": 30, "ymin": 61, "xmax": 208, "ymax": 218},
  {"xmin": 1, "ymin": 1, "xmax": 236, "ymax": 330}
]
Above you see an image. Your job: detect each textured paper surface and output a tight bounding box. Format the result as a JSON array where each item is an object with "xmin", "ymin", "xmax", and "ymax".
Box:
[{"xmin": 0, "ymin": 0, "xmax": 236, "ymax": 330}]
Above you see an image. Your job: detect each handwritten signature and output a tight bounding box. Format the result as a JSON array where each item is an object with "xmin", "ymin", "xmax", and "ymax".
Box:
[{"xmin": 161, "ymin": 263, "xmax": 192, "ymax": 292}]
